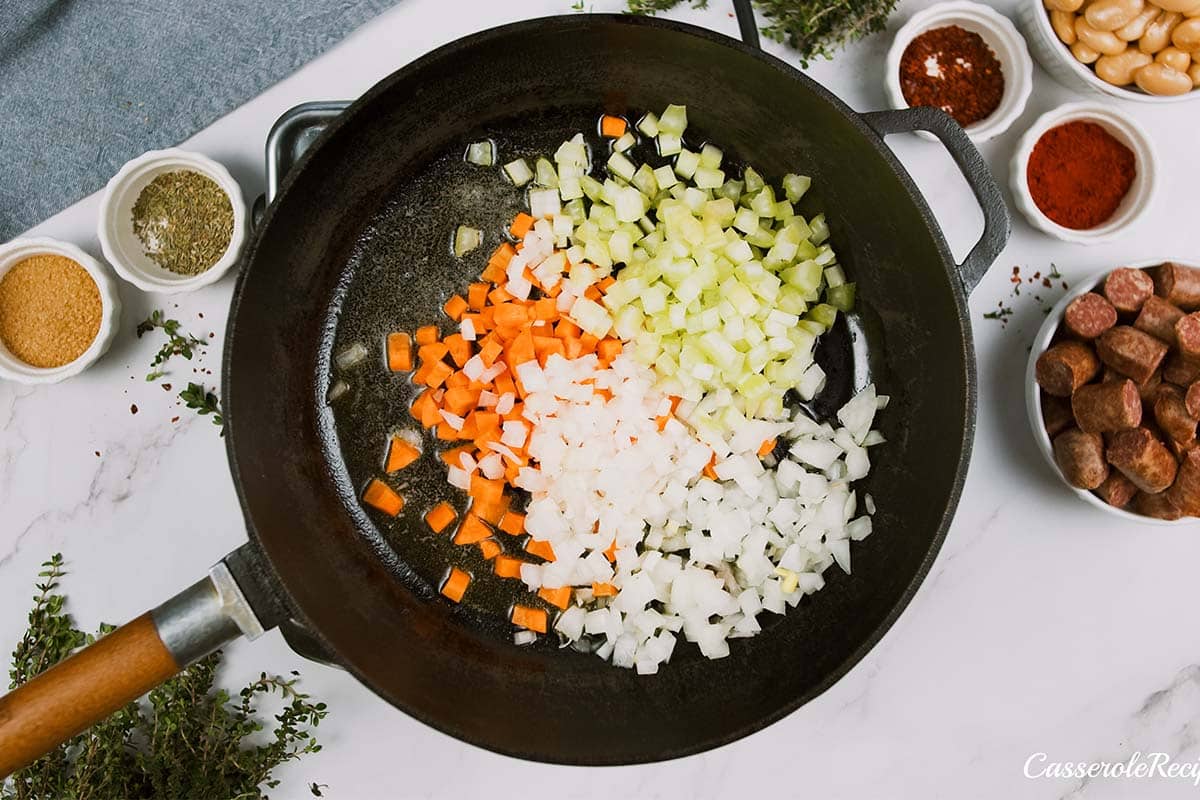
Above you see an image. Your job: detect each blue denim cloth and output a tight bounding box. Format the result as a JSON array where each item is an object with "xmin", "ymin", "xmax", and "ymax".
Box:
[{"xmin": 0, "ymin": 0, "xmax": 392, "ymax": 241}]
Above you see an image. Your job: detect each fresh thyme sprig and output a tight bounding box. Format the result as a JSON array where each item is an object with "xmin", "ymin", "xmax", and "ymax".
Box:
[
  {"xmin": 136, "ymin": 310, "xmax": 208, "ymax": 381},
  {"xmin": 180, "ymin": 382, "xmax": 224, "ymax": 435},
  {"xmin": 4, "ymin": 555, "xmax": 328, "ymax": 800}
]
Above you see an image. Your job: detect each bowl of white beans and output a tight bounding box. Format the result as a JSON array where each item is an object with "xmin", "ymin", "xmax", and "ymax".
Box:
[{"xmin": 1018, "ymin": 0, "xmax": 1200, "ymax": 102}]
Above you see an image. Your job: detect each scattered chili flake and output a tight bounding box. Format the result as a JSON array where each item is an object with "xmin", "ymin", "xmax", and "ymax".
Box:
[
  {"xmin": 94, "ymin": 450, "xmax": 100, "ymax": 457},
  {"xmin": 130, "ymin": 404, "xmax": 139, "ymax": 414}
]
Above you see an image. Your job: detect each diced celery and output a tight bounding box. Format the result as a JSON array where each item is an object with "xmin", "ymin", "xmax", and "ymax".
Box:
[
  {"xmin": 826, "ymin": 283, "xmax": 856, "ymax": 312},
  {"xmin": 535, "ymin": 157, "xmax": 558, "ymax": 187},
  {"xmin": 804, "ymin": 303, "xmax": 839, "ymax": 329},
  {"xmin": 810, "ymin": 213, "xmax": 830, "ymax": 244},
  {"xmin": 465, "ymin": 141, "xmax": 494, "ymax": 166},
  {"xmin": 580, "ymin": 175, "xmax": 604, "ymax": 202},
  {"xmin": 717, "ymin": 179, "xmax": 744, "ymax": 203},
  {"xmin": 653, "ymin": 165, "xmax": 678, "ymax": 190},
  {"xmin": 657, "ymin": 133, "xmax": 682, "ymax": 156},
  {"xmin": 637, "ymin": 112, "xmax": 660, "ymax": 137},
  {"xmin": 613, "ymin": 132, "xmax": 636, "ymax": 153},
  {"xmin": 503, "ymin": 158, "xmax": 532, "ymax": 187},
  {"xmin": 782, "ymin": 173, "xmax": 811, "ymax": 203},
  {"xmin": 674, "ymin": 149, "xmax": 701, "ymax": 179},
  {"xmin": 609, "ymin": 229, "xmax": 634, "ymax": 264},
  {"xmin": 658, "ymin": 104, "xmax": 688, "ymax": 135},
  {"xmin": 559, "ymin": 175, "xmax": 583, "ymax": 201},
  {"xmin": 743, "ymin": 166, "xmax": 765, "ymax": 192},
  {"xmin": 733, "ymin": 207, "xmax": 759, "ymax": 235},
  {"xmin": 699, "ymin": 143, "xmax": 723, "ymax": 169},
  {"xmin": 824, "ymin": 265, "xmax": 846, "ymax": 288},
  {"xmin": 632, "ymin": 164, "xmax": 658, "ymax": 196},
  {"xmin": 607, "ymin": 152, "xmax": 636, "ymax": 181},
  {"xmin": 693, "ymin": 167, "xmax": 724, "ymax": 189},
  {"xmin": 613, "ymin": 186, "xmax": 646, "ymax": 223},
  {"xmin": 453, "ymin": 225, "xmax": 481, "ymax": 257}
]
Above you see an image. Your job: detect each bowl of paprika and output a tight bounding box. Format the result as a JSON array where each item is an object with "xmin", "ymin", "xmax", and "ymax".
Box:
[
  {"xmin": 1010, "ymin": 102, "xmax": 1157, "ymax": 244},
  {"xmin": 886, "ymin": 1, "xmax": 1034, "ymax": 143}
]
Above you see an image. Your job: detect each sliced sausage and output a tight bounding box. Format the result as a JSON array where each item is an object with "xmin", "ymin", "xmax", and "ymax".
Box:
[
  {"xmin": 1042, "ymin": 392, "xmax": 1074, "ymax": 437},
  {"xmin": 1165, "ymin": 446, "xmax": 1200, "ymax": 517},
  {"xmin": 1096, "ymin": 326, "xmax": 1169, "ymax": 384},
  {"xmin": 1094, "ymin": 471, "xmax": 1138, "ymax": 508},
  {"xmin": 1187, "ymin": 381, "xmax": 1200, "ymax": 419},
  {"xmin": 1064, "ymin": 292, "xmax": 1118, "ymax": 339},
  {"xmin": 1106, "ymin": 427, "xmax": 1179, "ymax": 493},
  {"xmin": 1037, "ymin": 341, "xmax": 1101, "ymax": 397},
  {"xmin": 1153, "ymin": 262, "xmax": 1200, "ymax": 311},
  {"xmin": 1163, "ymin": 353, "xmax": 1200, "ymax": 387},
  {"xmin": 1072, "ymin": 379, "xmax": 1142, "ymax": 432},
  {"xmin": 1102, "ymin": 367, "xmax": 1161, "ymax": 401},
  {"xmin": 1175, "ymin": 313, "xmax": 1200, "ymax": 360},
  {"xmin": 1153, "ymin": 384, "xmax": 1198, "ymax": 445},
  {"xmin": 1134, "ymin": 295, "xmax": 1185, "ymax": 343},
  {"xmin": 1104, "ymin": 267, "xmax": 1155, "ymax": 313},
  {"xmin": 1053, "ymin": 428, "xmax": 1110, "ymax": 490},
  {"xmin": 1133, "ymin": 490, "xmax": 1184, "ymax": 520}
]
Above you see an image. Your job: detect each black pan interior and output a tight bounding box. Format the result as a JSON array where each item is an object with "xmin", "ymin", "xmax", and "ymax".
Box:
[{"xmin": 226, "ymin": 14, "xmax": 973, "ymax": 764}]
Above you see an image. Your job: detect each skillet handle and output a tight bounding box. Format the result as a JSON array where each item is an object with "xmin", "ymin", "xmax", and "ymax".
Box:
[
  {"xmin": 860, "ymin": 107, "xmax": 1011, "ymax": 293},
  {"xmin": 0, "ymin": 564, "xmax": 260, "ymax": 778}
]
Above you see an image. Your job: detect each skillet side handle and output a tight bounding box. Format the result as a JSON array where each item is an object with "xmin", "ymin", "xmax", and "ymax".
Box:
[
  {"xmin": 0, "ymin": 563, "xmax": 261, "ymax": 779},
  {"xmin": 861, "ymin": 107, "xmax": 1011, "ymax": 294}
]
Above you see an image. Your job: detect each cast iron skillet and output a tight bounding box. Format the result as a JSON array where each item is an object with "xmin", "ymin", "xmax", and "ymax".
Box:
[{"xmin": 0, "ymin": 11, "xmax": 1009, "ymax": 773}]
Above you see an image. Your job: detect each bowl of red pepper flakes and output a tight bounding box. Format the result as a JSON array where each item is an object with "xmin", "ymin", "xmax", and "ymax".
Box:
[
  {"xmin": 1010, "ymin": 102, "xmax": 1158, "ymax": 245},
  {"xmin": 885, "ymin": 1, "xmax": 1033, "ymax": 143}
]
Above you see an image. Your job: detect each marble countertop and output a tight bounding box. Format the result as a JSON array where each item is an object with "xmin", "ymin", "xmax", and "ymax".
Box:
[{"xmin": 3, "ymin": 0, "xmax": 1198, "ymax": 797}]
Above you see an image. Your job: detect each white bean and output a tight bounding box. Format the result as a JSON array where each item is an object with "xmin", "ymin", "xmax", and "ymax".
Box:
[
  {"xmin": 1135, "ymin": 61, "xmax": 1194, "ymax": 92},
  {"xmin": 1087, "ymin": 0, "xmax": 1145, "ymax": 31},
  {"xmin": 1096, "ymin": 47, "xmax": 1155, "ymax": 83}
]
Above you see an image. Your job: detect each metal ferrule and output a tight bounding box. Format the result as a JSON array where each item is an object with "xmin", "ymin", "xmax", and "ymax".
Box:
[{"xmin": 150, "ymin": 562, "xmax": 266, "ymax": 667}]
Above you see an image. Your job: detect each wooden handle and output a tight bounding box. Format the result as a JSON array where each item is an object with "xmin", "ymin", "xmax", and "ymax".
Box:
[{"xmin": 0, "ymin": 613, "xmax": 180, "ymax": 777}]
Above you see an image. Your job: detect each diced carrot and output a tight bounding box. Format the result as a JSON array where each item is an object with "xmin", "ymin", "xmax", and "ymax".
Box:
[
  {"xmin": 538, "ymin": 586, "xmax": 572, "ymax": 610},
  {"xmin": 509, "ymin": 212, "xmax": 535, "ymax": 239},
  {"xmin": 584, "ymin": 285, "xmax": 602, "ymax": 302},
  {"xmin": 498, "ymin": 511, "xmax": 525, "ymax": 535},
  {"xmin": 600, "ymin": 114, "xmax": 627, "ymax": 138},
  {"xmin": 500, "ymin": 402, "xmax": 523, "ymax": 422},
  {"xmin": 467, "ymin": 282, "xmax": 490, "ymax": 311},
  {"xmin": 470, "ymin": 410, "xmax": 499, "ymax": 433},
  {"xmin": 436, "ymin": 423, "xmax": 461, "ymax": 442},
  {"xmin": 598, "ymin": 276, "xmax": 616, "ymax": 293},
  {"xmin": 703, "ymin": 453, "xmax": 718, "ymax": 480},
  {"xmin": 758, "ymin": 438, "xmax": 777, "ymax": 457},
  {"xmin": 415, "ymin": 325, "xmax": 439, "ymax": 346},
  {"xmin": 533, "ymin": 298, "xmax": 558, "ymax": 321},
  {"xmin": 488, "ymin": 286, "xmax": 514, "ymax": 304},
  {"xmin": 441, "ymin": 567, "xmax": 470, "ymax": 602},
  {"xmin": 457, "ymin": 412, "xmax": 478, "ymax": 440},
  {"xmin": 386, "ymin": 332, "xmax": 412, "ymax": 372},
  {"xmin": 525, "ymin": 539, "xmax": 556, "ymax": 562},
  {"xmin": 440, "ymin": 445, "xmax": 473, "ymax": 468},
  {"xmin": 473, "ymin": 493, "xmax": 510, "ymax": 526},
  {"xmin": 603, "ymin": 539, "xmax": 618, "ymax": 562},
  {"xmin": 563, "ymin": 337, "xmax": 585, "ymax": 360},
  {"xmin": 444, "ymin": 333, "xmax": 472, "ymax": 367},
  {"xmin": 597, "ymin": 339, "xmax": 622, "ymax": 364},
  {"xmin": 511, "ymin": 605, "xmax": 547, "ymax": 633},
  {"xmin": 555, "ymin": 319, "xmax": 582, "ymax": 338},
  {"xmin": 506, "ymin": 329, "xmax": 536, "ymax": 367},
  {"xmin": 453, "ymin": 513, "xmax": 492, "ymax": 545},
  {"xmin": 493, "ymin": 371, "xmax": 517, "ymax": 398},
  {"xmin": 425, "ymin": 501, "xmax": 457, "ymax": 533},
  {"xmin": 424, "ymin": 361, "xmax": 454, "ymax": 389},
  {"xmin": 412, "ymin": 390, "xmax": 441, "ymax": 428},
  {"xmin": 363, "ymin": 479, "xmax": 403, "ymax": 517},
  {"xmin": 479, "ymin": 539, "xmax": 502, "ymax": 560},
  {"xmin": 494, "ymin": 555, "xmax": 525, "ymax": 579},
  {"xmin": 579, "ymin": 333, "xmax": 600, "ymax": 353},
  {"xmin": 418, "ymin": 342, "xmax": 448, "ymax": 365},
  {"xmin": 385, "ymin": 435, "xmax": 421, "ymax": 472},
  {"xmin": 443, "ymin": 386, "xmax": 477, "ymax": 416},
  {"xmin": 469, "ymin": 475, "xmax": 504, "ymax": 507},
  {"xmin": 592, "ymin": 582, "xmax": 617, "ymax": 597},
  {"xmin": 493, "ymin": 303, "xmax": 528, "ymax": 328},
  {"xmin": 443, "ymin": 295, "xmax": 469, "ymax": 321},
  {"xmin": 479, "ymin": 339, "xmax": 504, "ymax": 367}
]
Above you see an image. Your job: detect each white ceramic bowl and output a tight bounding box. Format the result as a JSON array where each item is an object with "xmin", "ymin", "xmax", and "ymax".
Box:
[
  {"xmin": 1010, "ymin": 102, "xmax": 1157, "ymax": 245},
  {"xmin": 1025, "ymin": 258, "xmax": 1197, "ymax": 527},
  {"xmin": 1017, "ymin": 0, "xmax": 1200, "ymax": 104},
  {"xmin": 885, "ymin": 1, "xmax": 1034, "ymax": 143},
  {"xmin": 0, "ymin": 238, "xmax": 122, "ymax": 385},
  {"xmin": 98, "ymin": 148, "xmax": 246, "ymax": 293}
]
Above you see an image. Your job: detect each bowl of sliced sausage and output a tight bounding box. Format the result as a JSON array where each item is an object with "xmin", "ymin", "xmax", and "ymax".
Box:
[{"xmin": 1027, "ymin": 258, "xmax": 1200, "ymax": 524}]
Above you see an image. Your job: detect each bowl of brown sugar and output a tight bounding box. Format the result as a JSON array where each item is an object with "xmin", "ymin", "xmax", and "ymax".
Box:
[
  {"xmin": 0, "ymin": 238, "xmax": 121, "ymax": 384},
  {"xmin": 98, "ymin": 149, "xmax": 246, "ymax": 293}
]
